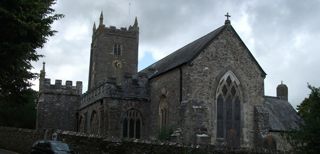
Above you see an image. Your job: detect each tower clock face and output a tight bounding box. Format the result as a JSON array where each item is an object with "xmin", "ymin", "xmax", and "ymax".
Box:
[{"xmin": 113, "ymin": 60, "xmax": 122, "ymax": 69}]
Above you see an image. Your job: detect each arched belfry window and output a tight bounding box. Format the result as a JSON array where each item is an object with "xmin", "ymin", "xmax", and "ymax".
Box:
[
  {"xmin": 159, "ymin": 95, "xmax": 168, "ymax": 129},
  {"xmin": 113, "ymin": 43, "xmax": 121, "ymax": 56},
  {"xmin": 122, "ymin": 109, "xmax": 142, "ymax": 139},
  {"xmin": 216, "ymin": 71, "xmax": 241, "ymax": 148}
]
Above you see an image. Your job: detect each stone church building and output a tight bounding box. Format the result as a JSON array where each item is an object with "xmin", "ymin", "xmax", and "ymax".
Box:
[{"xmin": 37, "ymin": 13, "xmax": 301, "ymax": 150}]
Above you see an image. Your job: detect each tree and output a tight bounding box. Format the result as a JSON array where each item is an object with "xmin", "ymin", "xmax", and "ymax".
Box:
[
  {"xmin": 0, "ymin": 89, "xmax": 38, "ymax": 128},
  {"xmin": 287, "ymin": 85, "xmax": 320, "ymax": 153},
  {"xmin": 0, "ymin": 0, "xmax": 63, "ymax": 100},
  {"xmin": 0, "ymin": 0, "xmax": 63, "ymax": 128}
]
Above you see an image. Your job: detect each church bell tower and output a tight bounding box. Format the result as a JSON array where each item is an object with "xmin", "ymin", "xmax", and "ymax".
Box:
[{"xmin": 88, "ymin": 12, "xmax": 139, "ymax": 90}]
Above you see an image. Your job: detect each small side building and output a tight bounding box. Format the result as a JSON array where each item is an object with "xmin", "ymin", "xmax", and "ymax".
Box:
[{"xmin": 36, "ymin": 62, "xmax": 82, "ymax": 131}]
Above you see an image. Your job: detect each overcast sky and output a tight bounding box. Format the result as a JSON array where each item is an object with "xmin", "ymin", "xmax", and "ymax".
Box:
[{"xmin": 31, "ymin": 0, "xmax": 320, "ymax": 109}]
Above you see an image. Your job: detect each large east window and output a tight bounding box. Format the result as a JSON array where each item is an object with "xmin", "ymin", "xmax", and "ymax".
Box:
[{"xmin": 216, "ymin": 71, "xmax": 241, "ymax": 148}]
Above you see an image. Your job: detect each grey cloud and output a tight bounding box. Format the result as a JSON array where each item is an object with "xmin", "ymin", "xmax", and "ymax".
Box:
[
  {"xmin": 32, "ymin": 0, "xmax": 320, "ymax": 109},
  {"xmin": 244, "ymin": 0, "xmax": 320, "ymax": 107}
]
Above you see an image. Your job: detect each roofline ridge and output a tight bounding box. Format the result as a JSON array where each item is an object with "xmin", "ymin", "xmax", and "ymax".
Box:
[
  {"xmin": 227, "ymin": 25, "xmax": 267, "ymax": 77},
  {"xmin": 187, "ymin": 25, "xmax": 227, "ymax": 63},
  {"xmin": 139, "ymin": 23, "xmax": 266, "ymax": 79},
  {"xmin": 139, "ymin": 24, "xmax": 227, "ymax": 75}
]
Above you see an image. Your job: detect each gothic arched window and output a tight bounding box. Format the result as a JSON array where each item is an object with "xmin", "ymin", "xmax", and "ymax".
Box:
[
  {"xmin": 159, "ymin": 96, "xmax": 168, "ymax": 130},
  {"xmin": 79, "ymin": 115, "xmax": 85, "ymax": 132},
  {"xmin": 113, "ymin": 43, "xmax": 121, "ymax": 57},
  {"xmin": 90, "ymin": 110, "xmax": 99, "ymax": 134},
  {"xmin": 122, "ymin": 109, "xmax": 142, "ymax": 139},
  {"xmin": 216, "ymin": 71, "xmax": 241, "ymax": 148}
]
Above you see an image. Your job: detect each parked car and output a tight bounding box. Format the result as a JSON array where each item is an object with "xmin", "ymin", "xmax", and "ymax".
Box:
[{"xmin": 31, "ymin": 140, "xmax": 74, "ymax": 154}]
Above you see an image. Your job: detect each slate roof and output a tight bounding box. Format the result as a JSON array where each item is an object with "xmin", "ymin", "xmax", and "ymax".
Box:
[
  {"xmin": 140, "ymin": 23, "xmax": 266, "ymax": 79},
  {"xmin": 263, "ymin": 96, "xmax": 302, "ymax": 131}
]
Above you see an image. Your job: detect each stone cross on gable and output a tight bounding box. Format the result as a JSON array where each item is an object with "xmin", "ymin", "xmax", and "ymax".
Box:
[
  {"xmin": 224, "ymin": 12, "xmax": 231, "ymax": 25},
  {"xmin": 225, "ymin": 12, "xmax": 231, "ymax": 20}
]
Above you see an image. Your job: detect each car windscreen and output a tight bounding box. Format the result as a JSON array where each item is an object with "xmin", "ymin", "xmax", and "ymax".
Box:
[{"xmin": 51, "ymin": 142, "xmax": 70, "ymax": 151}]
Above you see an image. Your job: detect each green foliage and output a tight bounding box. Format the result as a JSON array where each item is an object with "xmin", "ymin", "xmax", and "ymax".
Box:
[
  {"xmin": 0, "ymin": 89, "xmax": 37, "ymax": 128},
  {"xmin": 286, "ymin": 85, "xmax": 320, "ymax": 153},
  {"xmin": 0, "ymin": 0, "xmax": 63, "ymax": 98},
  {"xmin": 158, "ymin": 127, "xmax": 173, "ymax": 141},
  {"xmin": 0, "ymin": 0, "xmax": 62, "ymax": 128}
]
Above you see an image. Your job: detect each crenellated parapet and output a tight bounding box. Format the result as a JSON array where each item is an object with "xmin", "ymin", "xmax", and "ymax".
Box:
[
  {"xmin": 92, "ymin": 12, "xmax": 138, "ymax": 40},
  {"xmin": 40, "ymin": 78, "xmax": 82, "ymax": 95},
  {"xmin": 80, "ymin": 73, "xmax": 149, "ymax": 109},
  {"xmin": 37, "ymin": 62, "xmax": 82, "ymax": 131},
  {"xmin": 93, "ymin": 25, "xmax": 139, "ymax": 40},
  {"xmin": 37, "ymin": 77, "xmax": 82, "ymax": 131},
  {"xmin": 107, "ymin": 25, "xmax": 138, "ymax": 33},
  {"xmin": 88, "ymin": 12, "xmax": 139, "ymax": 90}
]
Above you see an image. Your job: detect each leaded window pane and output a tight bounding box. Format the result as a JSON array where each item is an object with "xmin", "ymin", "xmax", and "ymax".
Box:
[
  {"xmin": 129, "ymin": 119, "xmax": 134, "ymax": 138},
  {"xmin": 122, "ymin": 109, "xmax": 142, "ymax": 139},
  {"xmin": 217, "ymin": 95, "xmax": 224, "ymax": 138},
  {"xmin": 234, "ymin": 97, "xmax": 240, "ymax": 121},
  {"xmin": 222, "ymin": 85, "xmax": 228, "ymax": 96},
  {"xmin": 226, "ymin": 76, "xmax": 232, "ymax": 86},
  {"xmin": 113, "ymin": 44, "xmax": 121, "ymax": 56},
  {"xmin": 226, "ymin": 96, "xmax": 233, "ymax": 132},
  {"xmin": 231, "ymin": 86, "xmax": 236, "ymax": 96},
  {"xmin": 123, "ymin": 118, "xmax": 128, "ymax": 137},
  {"xmin": 136, "ymin": 119, "xmax": 141, "ymax": 139}
]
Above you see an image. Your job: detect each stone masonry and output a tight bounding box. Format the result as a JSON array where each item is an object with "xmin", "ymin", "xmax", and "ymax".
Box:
[
  {"xmin": 36, "ymin": 13, "xmax": 300, "ymax": 151},
  {"xmin": 37, "ymin": 77, "xmax": 82, "ymax": 131}
]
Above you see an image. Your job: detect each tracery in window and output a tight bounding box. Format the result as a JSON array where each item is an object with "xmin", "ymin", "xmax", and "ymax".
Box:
[
  {"xmin": 216, "ymin": 71, "xmax": 241, "ymax": 148},
  {"xmin": 122, "ymin": 109, "xmax": 142, "ymax": 139}
]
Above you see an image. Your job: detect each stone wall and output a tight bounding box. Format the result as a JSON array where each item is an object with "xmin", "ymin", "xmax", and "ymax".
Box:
[
  {"xmin": 89, "ymin": 23, "xmax": 139, "ymax": 89},
  {"xmin": 149, "ymin": 67, "xmax": 182, "ymax": 138},
  {"xmin": 0, "ymin": 127, "xmax": 48, "ymax": 153},
  {"xmin": 37, "ymin": 79, "xmax": 82, "ymax": 131},
  {"xmin": 78, "ymin": 98, "xmax": 150, "ymax": 139},
  {"xmin": 180, "ymin": 26, "xmax": 265, "ymax": 147},
  {"xmin": 80, "ymin": 74, "xmax": 149, "ymax": 109},
  {"xmin": 0, "ymin": 127, "xmax": 281, "ymax": 154},
  {"xmin": 270, "ymin": 131, "xmax": 292, "ymax": 152},
  {"xmin": 0, "ymin": 127, "xmax": 103, "ymax": 154},
  {"xmin": 142, "ymin": 25, "xmax": 266, "ymax": 146},
  {"xmin": 78, "ymin": 73, "xmax": 149, "ymax": 139},
  {"xmin": 253, "ymin": 106, "xmax": 293, "ymax": 152}
]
